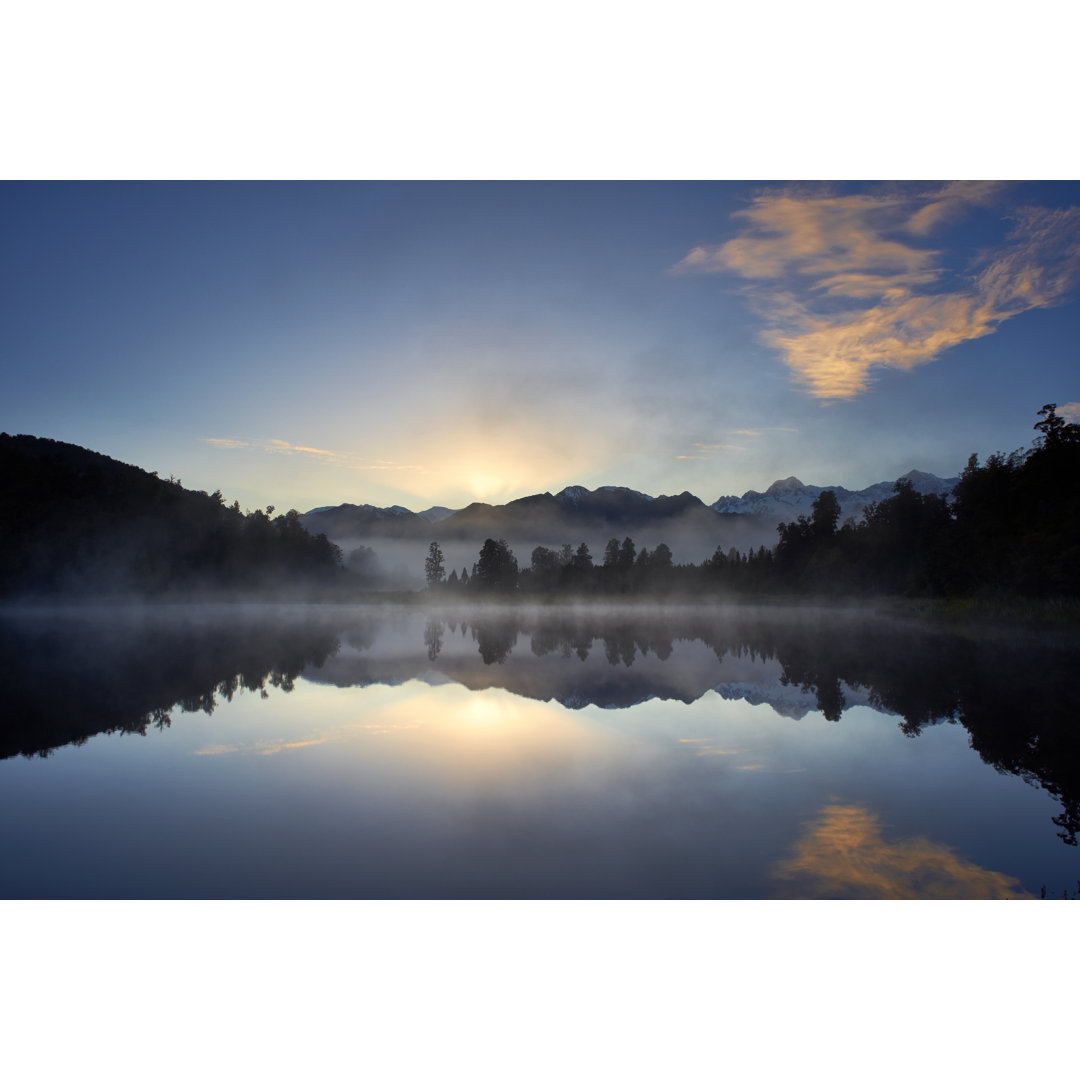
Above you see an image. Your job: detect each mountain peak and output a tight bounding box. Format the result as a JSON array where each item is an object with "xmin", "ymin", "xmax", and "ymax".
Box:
[
  {"xmin": 417, "ymin": 505, "xmax": 456, "ymax": 523},
  {"xmin": 765, "ymin": 476, "xmax": 805, "ymax": 496},
  {"xmin": 554, "ymin": 485, "xmax": 656, "ymax": 505},
  {"xmin": 597, "ymin": 485, "xmax": 654, "ymax": 500}
]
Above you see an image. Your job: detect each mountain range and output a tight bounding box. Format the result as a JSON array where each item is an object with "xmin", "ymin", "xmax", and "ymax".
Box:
[{"xmin": 300, "ymin": 470, "xmax": 960, "ymax": 561}]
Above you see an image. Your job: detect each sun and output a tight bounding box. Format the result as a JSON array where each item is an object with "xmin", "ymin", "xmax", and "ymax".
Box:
[{"xmin": 467, "ymin": 473, "xmax": 506, "ymax": 501}]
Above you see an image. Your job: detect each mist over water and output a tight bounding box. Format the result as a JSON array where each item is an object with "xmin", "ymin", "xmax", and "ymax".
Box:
[
  {"xmin": 326, "ymin": 520, "xmax": 775, "ymax": 590},
  {"xmin": 2, "ymin": 601, "xmax": 1078, "ymax": 898}
]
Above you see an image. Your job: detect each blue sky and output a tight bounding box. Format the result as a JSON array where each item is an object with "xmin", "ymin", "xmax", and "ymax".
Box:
[{"xmin": 3, "ymin": 180, "xmax": 1078, "ymax": 513}]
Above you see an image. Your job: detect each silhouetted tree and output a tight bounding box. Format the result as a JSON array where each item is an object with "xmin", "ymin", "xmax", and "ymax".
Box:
[
  {"xmin": 811, "ymin": 490, "xmax": 840, "ymax": 538},
  {"xmin": 1035, "ymin": 403, "xmax": 1067, "ymax": 448},
  {"xmin": 473, "ymin": 538, "xmax": 518, "ymax": 593},
  {"xmin": 530, "ymin": 545, "xmax": 560, "ymax": 576},
  {"xmin": 572, "ymin": 542, "xmax": 593, "ymax": 570},
  {"xmin": 424, "ymin": 541, "xmax": 446, "ymax": 588},
  {"xmin": 651, "ymin": 542, "xmax": 673, "ymax": 570}
]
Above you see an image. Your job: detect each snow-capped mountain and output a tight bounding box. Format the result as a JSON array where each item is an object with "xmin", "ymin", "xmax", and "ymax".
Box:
[
  {"xmin": 710, "ymin": 469, "xmax": 959, "ymax": 524},
  {"xmin": 714, "ymin": 680, "xmax": 881, "ymax": 721}
]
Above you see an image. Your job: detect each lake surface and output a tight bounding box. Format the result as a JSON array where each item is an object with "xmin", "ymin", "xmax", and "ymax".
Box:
[{"xmin": 2, "ymin": 603, "xmax": 1078, "ymax": 899}]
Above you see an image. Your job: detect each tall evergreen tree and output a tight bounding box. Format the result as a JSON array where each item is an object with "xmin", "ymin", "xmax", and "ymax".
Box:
[{"xmin": 424, "ymin": 541, "xmax": 446, "ymax": 587}]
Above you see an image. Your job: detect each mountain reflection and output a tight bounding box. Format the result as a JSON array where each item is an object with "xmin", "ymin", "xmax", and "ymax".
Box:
[{"xmin": 3, "ymin": 604, "xmax": 1079, "ymax": 847}]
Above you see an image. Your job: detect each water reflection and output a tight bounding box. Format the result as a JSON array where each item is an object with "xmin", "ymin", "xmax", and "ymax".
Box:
[
  {"xmin": 0, "ymin": 607, "xmax": 340, "ymax": 760},
  {"xmin": 3, "ymin": 604, "xmax": 1079, "ymax": 854},
  {"xmin": 774, "ymin": 804, "xmax": 1032, "ymax": 899}
]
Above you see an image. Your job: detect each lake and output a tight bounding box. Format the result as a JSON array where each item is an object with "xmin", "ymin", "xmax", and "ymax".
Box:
[{"xmin": 2, "ymin": 602, "xmax": 1077, "ymax": 899}]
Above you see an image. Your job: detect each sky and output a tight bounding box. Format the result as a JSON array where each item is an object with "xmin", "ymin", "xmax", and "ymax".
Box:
[{"xmin": 3, "ymin": 180, "xmax": 1079, "ymax": 514}]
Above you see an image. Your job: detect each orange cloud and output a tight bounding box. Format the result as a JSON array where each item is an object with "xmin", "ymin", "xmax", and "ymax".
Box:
[
  {"xmin": 904, "ymin": 180, "xmax": 1006, "ymax": 235},
  {"xmin": 774, "ymin": 804, "xmax": 1031, "ymax": 899},
  {"xmin": 675, "ymin": 186, "xmax": 1080, "ymax": 399},
  {"xmin": 673, "ymin": 191, "xmax": 939, "ymax": 281}
]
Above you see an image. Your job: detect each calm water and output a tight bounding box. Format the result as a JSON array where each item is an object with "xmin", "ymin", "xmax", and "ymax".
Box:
[{"xmin": 2, "ymin": 603, "xmax": 1078, "ymax": 899}]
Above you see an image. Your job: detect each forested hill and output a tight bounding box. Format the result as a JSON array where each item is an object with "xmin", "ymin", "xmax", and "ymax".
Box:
[{"xmin": 0, "ymin": 434, "xmax": 342, "ymax": 596}]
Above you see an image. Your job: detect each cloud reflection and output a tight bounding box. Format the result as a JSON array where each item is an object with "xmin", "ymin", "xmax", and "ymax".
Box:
[
  {"xmin": 193, "ymin": 736, "xmax": 331, "ymax": 756},
  {"xmin": 774, "ymin": 804, "xmax": 1031, "ymax": 899}
]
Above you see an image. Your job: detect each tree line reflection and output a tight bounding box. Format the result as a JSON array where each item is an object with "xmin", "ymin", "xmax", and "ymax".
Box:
[
  {"xmin": 423, "ymin": 608, "xmax": 1080, "ymax": 846},
  {"xmin": 3, "ymin": 606, "xmax": 1078, "ymax": 845},
  {"xmin": 0, "ymin": 611, "xmax": 340, "ymax": 761}
]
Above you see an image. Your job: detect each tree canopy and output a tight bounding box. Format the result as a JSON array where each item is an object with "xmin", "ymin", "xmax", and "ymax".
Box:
[{"xmin": 0, "ymin": 434, "xmax": 343, "ymax": 596}]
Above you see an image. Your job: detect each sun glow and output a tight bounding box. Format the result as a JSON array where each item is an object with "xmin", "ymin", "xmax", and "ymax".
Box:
[
  {"xmin": 467, "ymin": 473, "xmax": 506, "ymax": 501},
  {"xmin": 376, "ymin": 403, "xmax": 618, "ymax": 507},
  {"xmin": 460, "ymin": 694, "xmax": 518, "ymax": 728},
  {"xmin": 404, "ymin": 443, "xmax": 578, "ymax": 506}
]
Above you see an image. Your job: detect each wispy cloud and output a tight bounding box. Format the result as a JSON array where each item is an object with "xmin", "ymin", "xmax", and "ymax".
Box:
[
  {"xmin": 1060, "ymin": 402, "xmax": 1080, "ymax": 421},
  {"xmin": 674, "ymin": 184, "xmax": 1080, "ymax": 399},
  {"xmin": 265, "ymin": 439, "xmax": 338, "ymax": 459},
  {"xmin": 203, "ymin": 437, "xmax": 422, "ymax": 472},
  {"xmin": 682, "ymin": 428, "xmax": 796, "ymax": 461},
  {"xmin": 203, "ymin": 437, "xmax": 249, "ymax": 449}
]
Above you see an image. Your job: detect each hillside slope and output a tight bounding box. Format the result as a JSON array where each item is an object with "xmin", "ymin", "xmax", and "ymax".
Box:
[{"xmin": 0, "ymin": 434, "xmax": 342, "ymax": 596}]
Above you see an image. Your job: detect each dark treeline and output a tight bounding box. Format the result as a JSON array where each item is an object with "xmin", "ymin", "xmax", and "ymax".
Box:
[
  {"xmin": 766, "ymin": 403, "xmax": 1080, "ymax": 598},
  {"xmin": 428, "ymin": 534, "xmax": 687, "ymax": 596},
  {"xmin": 0, "ymin": 434, "xmax": 343, "ymax": 595},
  {"xmin": 425, "ymin": 406, "xmax": 1080, "ymax": 601}
]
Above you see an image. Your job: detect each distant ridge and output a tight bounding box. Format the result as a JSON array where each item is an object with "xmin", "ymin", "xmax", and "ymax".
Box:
[{"xmin": 300, "ymin": 472, "xmax": 960, "ymax": 556}]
